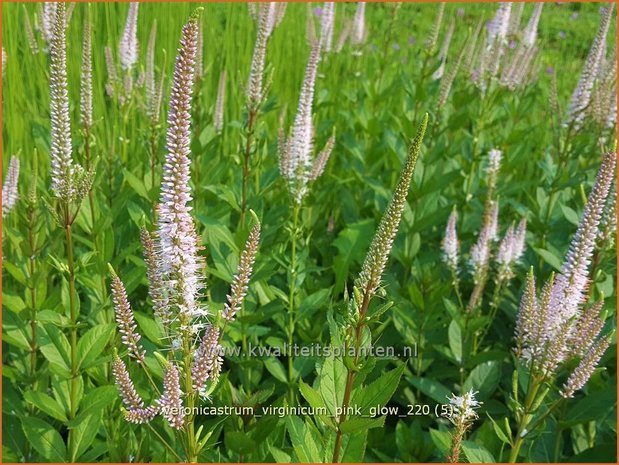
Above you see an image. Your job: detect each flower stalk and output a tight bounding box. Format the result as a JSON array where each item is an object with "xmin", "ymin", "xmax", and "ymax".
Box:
[
  {"xmin": 332, "ymin": 114, "xmax": 427, "ymax": 462},
  {"xmin": 509, "ymin": 151, "xmax": 616, "ymax": 462}
]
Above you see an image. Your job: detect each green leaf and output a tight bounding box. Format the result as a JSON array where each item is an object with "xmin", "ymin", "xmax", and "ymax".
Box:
[
  {"xmin": 534, "ymin": 248, "xmax": 562, "ymax": 271},
  {"xmin": 462, "ymin": 441, "xmax": 496, "ymax": 463},
  {"xmin": 263, "ymin": 357, "xmax": 288, "ymax": 384},
  {"xmin": 123, "ymin": 169, "xmax": 149, "ymax": 200},
  {"xmin": 134, "ymin": 313, "xmax": 165, "ymax": 347},
  {"xmin": 352, "ymin": 363, "xmax": 405, "ymax": 414},
  {"xmin": 340, "ymin": 415, "xmax": 384, "ymax": 433},
  {"xmin": 21, "ymin": 417, "xmax": 67, "ymax": 461},
  {"xmin": 75, "ymin": 386, "xmax": 119, "ymax": 420},
  {"xmin": 269, "ymin": 445, "xmax": 291, "ymax": 463},
  {"xmin": 318, "ymin": 356, "xmax": 347, "ymax": 417},
  {"xmin": 299, "ymin": 381, "xmax": 335, "ymax": 429},
  {"xmin": 69, "ymin": 413, "xmax": 102, "ymax": 462},
  {"xmin": 463, "ymin": 361, "xmax": 501, "ymax": 399},
  {"xmin": 76, "ymin": 324, "xmax": 115, "ymax": 370},
  {"xmin": 448, "ymin": 319, "xmax": 462, "ymax": 363},
  {"xmin": 429, "ymin": 428, "xmax": 451, "ymax": 455},
  {"xmin": 562, "ymin": 385, "xmax": 616, "ymax": 426},
  {"xmin": 332, "ymin": 220, "xmax": 374, "ymax": 292},
  {"xmin": 53, "ymin": 376, "xmax": 83, "ymax": 419},
  {"xmin": 297, "ymin": 288, "xmax": 331, "ymax": 321},
  {"xmin": 224, "ymin": 431, "xmax": 256, "ymax": 455},
  {"xmin": 39, "ymin": 324, "xmax": 71, "ymax": 377},
  {"xmin": 341, "ymin": 430, "xmax": 368, "ymax": 462},
  {"xmin": 488, "ymin": 414, "xmax": 511, "ymax": 444},
  {"xmin": 409, "ymin": 377, "xmax": 452, "ymax": 404},
  {"xmin": 560, "ymin": 204, "xmax": 580, "ymax": 226},
  {"xmin": 23, "ymin": 391, "xmax": 68, "ymax": 422},
  {"xmin": 286, "ymin": 416, "xmax": 322, "ymax": 463},
  {"xmin": 2, "ymin": 293, "xmax": 26, "ymax": 313}
]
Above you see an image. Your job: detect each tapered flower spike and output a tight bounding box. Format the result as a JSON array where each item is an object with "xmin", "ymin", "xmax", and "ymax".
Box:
[
  {"xmin": 487, "ymin": 3, "xmax": 511, "ymax": 46},
  {"xmin": 248, "ymin": 3, "xmax": 257, "ymax": 21},
  {"xmin": 500, "ymin": 43, "xmax": 539, "ymax": 90},
  {"xmin": 158, "ymin": 9, "xmax": 205, "ymax": 327},
  {"xmin": 125, "ymin": 406, "xmax": 158, "ymax": 424},
  {"xmin": 157, "ymin": 362, "xmax": 185, "ymax": 430},
  {"xmin": 569, "ymin": 301, "xmax": 605, "ymax": 358},
  {"xmin": 40, "ymin": 3, "xmax": 58, "ymax": 45},
  {"xmin": 513, "ymin": 219, "xmax": 527, "ymax": 259},
  {"xmin": 145, "ymin": 21, "xmax": 158, "ymax": 120},
  {"xmin": 549, "ymin": 151, "xmax": 616, "ymax": 328},
  {"xmin": 598, "ymin": 181, "xmax": 616, "ymax": 246},
  {"xmin": 195, "ymin": 21, "xmax": 204, "ymax": 79},
  {"xmin": 496, "ymin": 225, "xmax": 516, "ymax": 265},
  {"xmin": 540, "ymin": 318, "xmax": 572, "ymax": 376},
  {"xmin": 425, "ymin": 2, "xmax": 445, "ymax": 52},
  {"xmin": 80, "ymin": 7, "xmax": 93, "ymax": 131},
  {"xmin": 522, "ymin": 3, "xmax": 543, "ymax": 48},
  {"xmin": 320, "ymin": 2, "xmax": 336, "ymax": 52},
  {"xmin": 306, "ymin": 4, "xmax": 317, "ymax": 47},
  {"xmin": 119, "ymin": 3, "xmax": 139, "ymax": 71},
  {"xmin": 247, "ymin": 3, "xmax": 274, "ymax": 110},
  {"xmin": 442, "ymin": 209, "xmax": 459, "ymax": 271},
  {"xmin": 112, "ymin": 354, "xmax": 145, "ymax": 410},
  {"xmin": 487, "ymin": 148, "xmax": 502, "ymax": 182},
  {"xmin": 356, "ymin": 114, "xmax": 428, "ymax": 297},
  {"xmin": 49, "ymin": 2, "xmax": 75, "ymax": 202},
  {"xmin": 309, "ymin": 133, "xmax": 336, "ymax": 182},
  {"xmin": 562, "ymin": 334, "xmax": 611, "ymax": 398},
  {"xmin": 2, "ymin": 156, "xmax": 20, "ymax": 217},
  {"xmin": 514, "ymin": 269, "xmax": 537, "ymax": 355},
  {"xmin": 507, "ymin": 1, "xmax": 524, "ymax": 36},
  {"xmin": 273, "ymin": 3, "xmax": 287, "ymax": 31},
  {"xmin": 496, "ymin": 220, "xmax": 527, "ymax": 279},
  {"xmin": 438, "ymin": 40, "xmax": 467, "ymax": 108},
  {"xmin": 446, "ymin": 389, "xmax": 482, "ymax": 463},
  {"xmin": 105, "ymin": 46, "xmax": 118, "ymax": 85},
  {"xmin": 140, "ymin": 228, "xmax": 170, "ymax": 327},
  {"xmin": 279, "ymin": 40, "xmax": 329, "ymax": 204},
  {"xmin": 438, "ymin": 18, "xmax": 455, "ymax": 62},
  {"xmin": 469, "ymin": 214, "xmax": 492, "ymax": 282},
  {"xmin": 109, "ymin": 265, "xmax": 145, "ymax": 363},
  {"xmin": 351, "ymin": 2, "xmax": 366, "ymax": 47},
  {"xmin": 567, "ymin": 3, "xmax": 614, "ymax": 128},
  {"xmin": 464, "ymin": 19, "xmax": 483, "ymax": 74},
  {"xmin": 335, "ymin": 19, "xmax": 351, "ymax": 53},
  {"xmin": 24, "ymin": 7, "xmax": 39, "ymax": 54},
  {"xmin": 214, "ymin": 70, "xmax": 227, "ymax": 135},
  {"xmin": 191, "ymin": 325, "xmax": 222, "ymax": 394},
  {"xmin": 222, "ymin": 220, "xmax": 261, "ymax": 322},
  {"xmin": 64, "ymin": 3, "xmax": 75, "ymax": 28}
]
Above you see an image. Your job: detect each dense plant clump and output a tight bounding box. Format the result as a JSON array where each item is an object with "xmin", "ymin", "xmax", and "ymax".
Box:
[{"xmin": 2, "ymin": 2, "xmax": 616, "ymax": 463}]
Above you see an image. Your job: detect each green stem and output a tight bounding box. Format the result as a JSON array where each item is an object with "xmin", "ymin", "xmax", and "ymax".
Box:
[
  {"xmin": 64, "ymin": 211, "xmax": 80, "ymax": 463},
  {"xmin": 450, "ymin": 266, "xmax": 465, "ymax": 312},
  {"xmin": 146, "ymin": 424, "xmax": 183, "ymax": 462},
  {"xmin": 183, "ymin": 338, "xmax": 198, "ymax": 462},
  {"xmin": 27, "ymin": 207, "xmax": 38, "ymax": 378},
  {"xmin": 240, "ymin": 109, "xmax": 257, "ymax": 227},
  {"xmin": 473, "ymin": 276, "xmax": 506, "ymax": 354},
  {"xmin": 508, "ymin": 374, "xmax": 562, "ymax": 463},
  {"xmin": 332, "ymin": 282, "xmax": 373, "ymax": 462},
  {"xmin": 412, "ymin": 53, "xmax": 431, "ymax": 125},
  {"xmin": 287, "ymin": 203, "xmax": 300, "ymax": 403},
  {"xmin": 65, "ymin": 219, "xmax": 78, "ymax": 420},
  {"xmin": 84, "ymin": 126, "xmax": 107, "ymax": 298}
]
